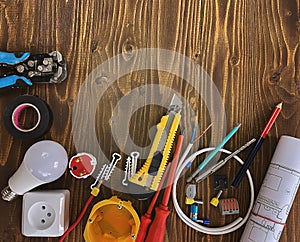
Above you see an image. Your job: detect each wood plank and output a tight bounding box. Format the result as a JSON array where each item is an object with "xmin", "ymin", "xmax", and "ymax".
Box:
[{"xmin": 0, "ymin": 0, "xmax": 299, "ymax": 241}]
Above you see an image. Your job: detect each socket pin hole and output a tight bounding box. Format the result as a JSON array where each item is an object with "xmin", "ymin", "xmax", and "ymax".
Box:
[
  {"xmin": 47, "ymin": 213, "xmax": 51, "ymax": 217},
  {"xmin": 41, "ymin": 219, "xmax": 45, "ymax": 224},
  {"xmin": 42, "ymin": 206, "xmax": 46, "ymax": 210}
]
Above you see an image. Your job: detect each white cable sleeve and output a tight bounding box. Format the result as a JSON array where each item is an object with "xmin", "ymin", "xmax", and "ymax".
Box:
[{"xmin": 176, "ymin": 143, "xmax": 193, "ymax": 173}]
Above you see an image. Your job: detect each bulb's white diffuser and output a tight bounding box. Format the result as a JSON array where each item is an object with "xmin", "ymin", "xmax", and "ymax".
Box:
[{"xmin": 2, "ymin": 140, "xmax": 68, "ymax": 201}]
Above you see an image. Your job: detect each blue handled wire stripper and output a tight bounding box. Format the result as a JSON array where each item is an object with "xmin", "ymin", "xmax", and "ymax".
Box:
[{"xmin": 0, "ymin": 51, "xmax": 67, "ymax": 89}]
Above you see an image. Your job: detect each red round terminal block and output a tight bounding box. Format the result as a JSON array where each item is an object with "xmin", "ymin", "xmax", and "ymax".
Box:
[{"xmin": 69, "ymin": 153, "xmax": 97, "ymax": 179}]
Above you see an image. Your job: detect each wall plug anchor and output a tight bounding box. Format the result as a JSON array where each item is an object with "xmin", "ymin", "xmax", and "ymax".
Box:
[
  {"xmin": 104, "ymin": 153, "xmax": 122, "ymax": 181},
  {"xmin": 90, "ymin": 164, "xmax": 107, "ymax": 190},
  {"xmin": 122, "ymin": 157, "xmax": 131, "ymax": 186},
  {"xmin": 130, "ymin": 151, "xmax": 140, "ymax": 177}
]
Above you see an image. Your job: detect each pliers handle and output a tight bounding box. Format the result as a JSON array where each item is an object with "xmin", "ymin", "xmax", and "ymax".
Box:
[
  {"xmin": 0, "ymin": 75, "xmax": 32, "ymax": 89},
  {"xmin": 0, "ymin": 51, "xmax": 30, "ymax": 65},
  {"xmin": 0, "ymin": 52, "xmax": 32, "ymax": 88}
]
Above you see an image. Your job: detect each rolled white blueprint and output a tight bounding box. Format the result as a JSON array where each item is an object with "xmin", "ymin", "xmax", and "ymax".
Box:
[{"xmin": 241, "ymin": 135, "xmax": 300, "ymax": 242}]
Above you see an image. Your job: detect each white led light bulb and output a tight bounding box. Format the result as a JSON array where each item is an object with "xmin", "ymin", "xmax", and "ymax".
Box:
[{"xmin": 1, "ymin": 140, "xmax": 68, "ymax": 201}]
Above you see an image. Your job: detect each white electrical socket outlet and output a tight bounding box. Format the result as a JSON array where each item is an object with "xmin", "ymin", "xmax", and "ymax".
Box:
[{"xmin": 22, "ymin": 190, "xmax": 70, "ymax": 237}]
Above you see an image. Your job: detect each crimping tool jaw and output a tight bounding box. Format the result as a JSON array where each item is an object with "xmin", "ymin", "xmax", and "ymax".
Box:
[
  {"xmin": 48, "ymin": 51, "xmax": 67, "ymax": 84},
  {"xmin": 0, "ymin": 50, "xmax": 67, "ymax": 89}
]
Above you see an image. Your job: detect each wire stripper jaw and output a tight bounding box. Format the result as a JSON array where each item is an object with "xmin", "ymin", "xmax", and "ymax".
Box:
[
  {"xmin": 0, "ymin": 50, "xmax": 67, "ymax": 89},
  {"xmin": 128, "ymin": 94, "xmax": 182, "ymax": 199}
]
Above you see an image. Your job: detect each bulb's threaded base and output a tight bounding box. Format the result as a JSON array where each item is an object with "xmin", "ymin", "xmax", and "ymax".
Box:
[{"xmin": 1, "ymin": 186, "xmax": 18, "ymax": 201}]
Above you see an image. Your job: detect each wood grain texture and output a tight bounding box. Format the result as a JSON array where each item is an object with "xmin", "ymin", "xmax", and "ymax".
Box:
[{"xmin": 0, "ymin": 0, "xmax": 299, "ymax": 241}]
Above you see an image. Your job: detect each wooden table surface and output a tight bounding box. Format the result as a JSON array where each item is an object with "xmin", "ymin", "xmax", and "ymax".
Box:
[{"xmin": 0, "ymin": 0, "xmax": 300, "ymax": 241}]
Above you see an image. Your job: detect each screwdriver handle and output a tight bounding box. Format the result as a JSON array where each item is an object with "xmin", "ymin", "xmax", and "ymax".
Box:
[
  {"xmin": 136, "ymin": 164, "xmax": 171, "ymax": 242},
  {"xmin": 135, "ymin": 214, "xmax": 152, "ymax": 242},
  {"xmin": 145, "ymin": 205, "xmax": 170, "ymax": 242},
  {"xmin": 162, "ymin": 134, "xmax": 184, "ymax": 206}
]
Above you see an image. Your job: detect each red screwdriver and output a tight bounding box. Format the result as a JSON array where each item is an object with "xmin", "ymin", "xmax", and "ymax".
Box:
[
  {"xmin": 135, "ymin": 163, "xmax": 171, "ymax": 242},
  {"xmin": 145, "ymin": 132, "xmax": 184, "ymax": 242}
]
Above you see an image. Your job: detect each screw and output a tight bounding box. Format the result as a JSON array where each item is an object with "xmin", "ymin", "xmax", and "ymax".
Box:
[
  {"xmin": 43, "ymin": 59, "xmax": 49, "ymax": 65},
  {"xmin": 130, "ymin": 151, "xmax": 140, "ymax": 177},
  {"xmin": 117, "ymin": 204, "xmax": 122, "ymax": 209},
  {"xmin": 89, "ymin": 218, "xmax": 93, "ymax": 223},
  {"xmin": 28, "ymin": 71, "xmax": 35, "ymax": 77},
  {"xmin": 27, "ymin": 60, "xmax": 34, "ymax": 67},
  {"xmin": 16, "ymin": 65, "xmax": 25, "ymax": 73},
  {"xmin": 131, "ymin": 234, "xmax": 136, "ymax": 239}
]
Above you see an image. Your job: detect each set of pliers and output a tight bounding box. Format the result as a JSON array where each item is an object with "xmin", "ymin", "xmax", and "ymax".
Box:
[{"xmin": 0, "ymin": 51, "xmax": 67, "ymax": 89}]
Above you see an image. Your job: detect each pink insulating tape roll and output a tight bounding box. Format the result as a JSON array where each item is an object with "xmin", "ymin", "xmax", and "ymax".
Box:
[
  {"xmin": 12, "ymin": 103, "xmax": 41, "ymax": 132},
  {"xmin": 4, "ymin": 95, "xmax": 52, "ymax": 140}
]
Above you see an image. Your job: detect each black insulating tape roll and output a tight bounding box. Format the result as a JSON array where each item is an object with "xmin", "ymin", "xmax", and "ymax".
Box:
[{"xmin": 4, "ymin": 95, "xmax": 53, "ymax": 140}]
